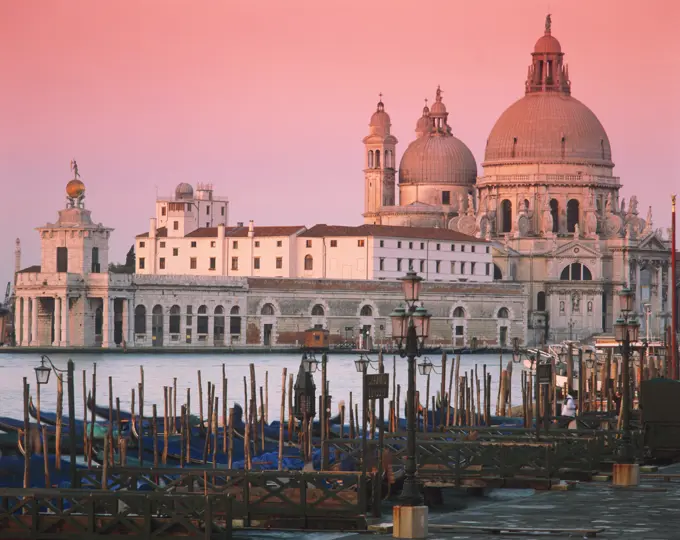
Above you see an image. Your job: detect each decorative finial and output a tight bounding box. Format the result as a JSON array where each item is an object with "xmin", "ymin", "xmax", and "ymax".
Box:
[
  {"xmin": 424, "ymin": 98, "xmax": 428, "ymax": 106},
  {"xmin": 435, "ymin": 85, "xmax": 442, "ymax": 102},
  {"xmin": 545, "ymin": 13, "xmax": 552, "ymax": 34},
  {"xmin": 70, "ymin": 159, "xmax": 80, "ymax": 179},
  {"xmin": 378, "ymin": 92, "xmax": 383, "ymax": 102}
]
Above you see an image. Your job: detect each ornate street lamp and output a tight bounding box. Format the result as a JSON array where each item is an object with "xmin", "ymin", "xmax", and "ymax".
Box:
[
  {"xmin": 294, "ymin": 355, "xmax": 317, "ymax": 421},
  {"xmin": 614, "ymin": 287, "xmax": 641, "ymax": 463},
  {"xmin": 301, "ymin": 352, "xmax": 319, "ymax": 374},
  {"xmin": 417, "ymin": 358, "xmax": 434, "ymax": 376},
  {"xmin": 390, "ymin": 271, "xmax": 432, "ymax": 507},
  {"xmin": 35, "ymin": 355, "xmax": 78, "ymax": 487}
]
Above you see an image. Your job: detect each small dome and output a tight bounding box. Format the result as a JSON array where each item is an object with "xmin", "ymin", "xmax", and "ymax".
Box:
[
  {"xmin": 484, "ymin": 93, "xmax": 613, "ymax": 166},
  {"xmin": 416, "ymin": 115, "xmax": 432, "ymax": 137},
  {"xmin": 430, "ymin": 100, "xmax": 446, "ymax": 115},
  {"xmin": 399, "ymin": 133, "xmax": 477, "ymax": 186},
  {"xmin": 534, "ymin": 33, "xmax": 562, "ymax": 54},
  {"xmin": 369, "ymin": 101, "xmax": 391, "ymax": 136},
  {"xmin": 175, "ymin": 182, "xmax": 194, "ymax": 200},
  {"xmin": 66, "ymin": 179, "xmax": 85, "ymax": 199}
]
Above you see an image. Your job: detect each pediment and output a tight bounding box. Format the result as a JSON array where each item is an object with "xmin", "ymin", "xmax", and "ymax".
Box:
[
  {"xmin": 553, "ymin": 240, "xmax": 599, "ymax": 259},
  {"xmin": 636, "ymin": 232, "xmax": 667, "ymax": 252}
]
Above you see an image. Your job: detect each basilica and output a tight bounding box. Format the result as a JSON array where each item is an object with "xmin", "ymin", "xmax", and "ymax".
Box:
[
  {"xmin": 362, "ymin": 16, "xmax": 675, "ymax": 343},
  {"xmin": 10, "ymin": 17, "xmax": 677, "ymax": 349}
]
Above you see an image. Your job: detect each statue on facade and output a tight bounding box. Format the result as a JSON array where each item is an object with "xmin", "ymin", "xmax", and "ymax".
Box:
[
  {"xmin": 467, "ymin": 193, "xmax": 475, "ymax": 217},
  {"xmin": 541, "ymin": 197, "xmax": 554, "ymax": 236},
  {"xmin": 70, "ymin": 159, "xmax": 79, "ymax": 179},
  {"xmin": 572, "ymin": 293, "xmax": 580, "ymax": 313},
  {"xmin": 583, "ymin": 192, "xmax": 598, "ymax": 238},
  {"xmin": 643, "ymin": 206, "xmax": 653, "ymax": 234},
  {"xmin": 628, "ymin": 195, "xmax": 639, "ymax": 216},
  {"xmin": 620, "ymin": 197, "xmax": 626, "ymax": 215},
  {"xmin": 574, "ymin": 223, "xmax": 581, "ymax": 238},
  {"xmin": 457, "ymin": 193, "xmax": 465, "ymax": 213}
]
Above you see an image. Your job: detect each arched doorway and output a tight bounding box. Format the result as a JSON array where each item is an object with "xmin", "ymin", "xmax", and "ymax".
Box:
[
  {"xmin": 152, "ymin": 305, "xmax": 163, "ymax": 347},
  {"xmin": 567, "ymin": 199, "xmax": 580, "ymax": 233},
  {"xmin": 214, "ymin": 306, "xmax": 225, "ymax": 345},
  {"xmin": 134, "ymin": 305, "xmax": 147, "ymax": 339},
  {"xmin": 230, "ymin": 306, "xmax": 242, "ymax": 343}
]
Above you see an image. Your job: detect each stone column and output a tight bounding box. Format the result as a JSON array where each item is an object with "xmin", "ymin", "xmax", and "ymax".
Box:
[
  {"xmin": 53, "ymin": 296, "xmax": 61, "ymax": 347},
  {"xmin": 635, "ymin": 262, "xmax": 642, "ymax": 314},
  {"xmin": 30, "ymin": 297, "xmax": 39, "ymax": 346},
  {"xmin": 102, "ymin": 297, "xmax": 111, "ymax": 348},
  {"xmin": 207, "ymin": 312, "xmax": 214, "ymax": 347},
  {"xmin": 61, "ymin": 296, "xmax": 69, "ymax": 346},
  {"xmin": 21, "ymin": 297, "xmax": 29, "ymax": 346},
  {"xmin": 125, "ymin": 299, "xmax": 134, "ymax": 345}
]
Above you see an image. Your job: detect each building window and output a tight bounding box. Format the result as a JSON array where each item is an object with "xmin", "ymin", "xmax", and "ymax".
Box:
[
  {"xmin": 453, "ymin": 307, "xmax": 465, "ymax": 318},
  {"xmin": 379, "ymin": 258, "xmax": 385, "ymax": 271},
  {"xmin": 451, "ymin": 261, "xmax": 456, "ymax": 274},
  {"xmin": 358, "ymin": 239, "xmax": 365, "ymax": 247},
  {"xmin": 501, "ymin": 199, "xmax": 512, "ymax": 233},
  {"xmin": 436, "ymin": 243, "xmax": 441, "ymax": 251},
  {"xmin": 420, "ymin": 242, "xmax": 424, "ymax": 250},
  {"xmin": 206, "ymin": 222, "xmax": 209, "ymax": 227},
  {"xmin": 494, "ymin": 264, "xmax": 503, "ymax": 280},
  {"xmin": 169, "ymin": 305, "xmax": 181, "ymax": 334},
  {"xmin": 408, "ymin": 259, "xmax": 414, "ymax": 270},
  {"xmin": 159, "ymin": 257, "xmax": 166, "ymax": 270},
  {"xmin": 537, "ymin": 291, "xmax": 546, "ymax": 311},
  {"xmin": 161, "ymin": 206, "xmax": 166, "ymax": 216},
  {"xmin": 91, "ymin": 247, "xmax": 99, "ymax": 273},
  {"xmin": 311, "ymin": 304, "xmax": 325, "ymax": 316},
  {"xmin": 498, "ymin": 307, "xmax": 510, "ymax": 319},
  {"xmin": 190, "ymin": 257, "xmax": 197, "ymax": 269},
  {"xmin": 191, "ymin": 241, "xmax": 197, "ymax": 248},
  {"xmin": 434, "ymin": 260, "xmax": 440, "ymax": 273},
  {"xmin": 360, "ymin": 305, "xmax": 373, "ymax": 317},
  {"xmin": 230, "ymin": 305, "xmax": 241, "ymax": 334},
  {"xmin": 470, "ymin": 262, "xmax": 476, "ymax": 275},
  {"xmin": 160, "ymin": 242, "xmax": 166, "ymax": 248},
  {"xmin": 409, "ymin": 242, "xmax": 413, "ymax": 249},
  {"xmin": 451, "ymin": 244, "xmax": 455, "ymax": 251},
  {"xmin": 134, "ymin": 305, "xmax": 146, "ymax": 334},
  {"xmin": 254, "ymin": 257, "xmax": 260, "ymax": 270},
  {"xmin": 442, "ymin": 191, "xmax": 451, "ymax": 205},
  {"xmin": 139, "ymin": 241, "xmax": 145, "ymax": 248},
  {"xmin": 486, "ymin": 263, "xmax": 490, "ymax": 275},
  {"xmin": 139, "ymin": 257, "xmax": 145, "ymax": 270},
  {"xmin": 261, "ymin": 303, "xmax": 275, "ymax": 316},
  {"xmin": 397, "ymin": 241, "xmax": 402, "ymax": 248},
  {"xmin": 277, "ymin": 240, "xmax": 282, "ymax": 247},
  {"xmin": 221, "ymin": 206, "xmax": 225, "ymax": 216},
  {"xmin": 206, "ymin": 206, "xmax": 210, "ymax": 215},
  {"xmin": 209, "ymin": 257, "xmax": 216, "ymax": 270},
  {"xmin": 330, "ymin": 240, "xmax": 338, "ymax": 247},
  {"xmin": 276, "ymin": 257, "xmax": 283, "ymax": 269},
  {"xmin": 197, "ymin": 305, "xmax": 208, "ymax": 334},
  {"xmin": 567, "ymin": 199, "xmax": 580, "ymax": 233},
  {"xmin": 210, "ymin": 241, "xmax": 216, "ymax": 247},
  {"xmin": 486, "ymin": 246, "xmax": 490, "ymax": 254},
  {"xmin": 379, "ymin": 240, "xmax": 384, "ymax": 248},
  {"xmin": 419, "ymin": 260, "xmax": 424, "ymax": 272},
  {"xmin": 254, "ymin": 241, "xmax": 260, "ymax": 248},
  {"xmin": 471, "ymin": 245, "xmax": 476, "ymax": 253},
  {"xmin": 461, "ymin": 262, "xmax": 466, "ymax": 274},
  {"xmin": 173, "ymin": 248, "xmax": 179, "ymax": 256},
  {"xmin": 233, "ymin": 241, "xmax": 238, "ymax": 249},
  {"xmin": 461, "ymin": 245, "xmax": 466, "ymax": 252},
  {"xmin": 304, "ymin": 254, "xmax": 313, "ymax": 271},
  {"xmin": 173, "ymin": 221, "xmax": 179, "ymax": 230},
  {"xmin": 560, "ymin": 262, "xmax": 593, "ymax": 281},
  {"xmin": 306, "ymin": 240, "xmax": 312, "ymax": 248},
  {"xmin": 397, "ymin": 259, "xmax": 402, "ymax": 271},
  {"xmin": 231, "ymin": 257, "xmax": 238, "ymax": 271}
]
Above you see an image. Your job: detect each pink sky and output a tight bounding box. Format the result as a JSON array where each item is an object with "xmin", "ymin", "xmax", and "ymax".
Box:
[{"xmin": 1, "ymin": 0, "xmax": 678, "ymax": 285}]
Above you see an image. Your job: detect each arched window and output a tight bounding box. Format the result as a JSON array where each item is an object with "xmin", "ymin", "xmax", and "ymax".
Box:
[
  {"xmin": 385, "ymin": 150, "xmax": 392, "ymax": 168},
  {"xmin": 261, "ymin": 303, "xmax": 275, "ymax": 316},
  {"xmin": 550, "ymin": 199, "xmax": 559, "ymax": 233},
  {"xmin": 304, "ymin": 255, "xmax": 313, "ymax": 271},
  {"xmin": 375, "ymin": 150, "xmax": 381, "ymax": 168},
  {"xmin": 197, "ymin": 305, "xmax": 208, "ymax": 334},
  {"xmin": 169, "ymin": 305, "xmax": 181, "ymax": 334},
  {"xmin": 560, "ymin": 263, "xmax": 593, "ymax": 281},
  {"xmin": 537, "ymin": 291, "xmax": 546, "ymax": 311},
  {"xmin": 567, "ymin": 199, "xmax": 580, "ymax": 233},
  {"xmin": 500, "ymin": 200, "xmax": 512, "ymax": 233},
  {"xmin": 360, "ymin": 305, "xmax": 373, "ymax": 317},
  {"xmin": 134, "ymin": 305, "xmax": 147, "ymax": 334},
  {"xmin": 311, "ymin": 304, "xmax": 325, "ymax": 316},
  {"xmin": 230, "ymin": 305, "xmax": 240, "ymax": 315},
  {"xmin": 230, "ymin": 305, "xmax": 241, "ymax": 335},
  {"xmin": 453, "ymin": 307, "xmax": 466, "ymax": 318},
  {"xmin": 497, "ymin": 307, "xmax": 509, "ymax": 319},
  {"xmin": 368, "ymin": 150, "xmax": 374, "ymax": 168},
  {"xmin": 493, "ymin": 264, "xmax": 503, "ymax": 280}
]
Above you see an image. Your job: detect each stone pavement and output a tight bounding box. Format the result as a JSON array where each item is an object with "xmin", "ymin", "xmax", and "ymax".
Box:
[{"xmin": 235, "ymin": 464, "xmax": 680, "ymax": 540}]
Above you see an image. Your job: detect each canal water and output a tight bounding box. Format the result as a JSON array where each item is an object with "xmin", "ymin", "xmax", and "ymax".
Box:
[{"xmin": 0, "ymin": 351, "xmax": 527, "ymax": 422}]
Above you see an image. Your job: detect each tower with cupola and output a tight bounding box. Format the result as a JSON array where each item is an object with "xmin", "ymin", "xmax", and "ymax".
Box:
[{"xmin": 363, "ymin": 97, "xmax": 398, "ymax": 224}]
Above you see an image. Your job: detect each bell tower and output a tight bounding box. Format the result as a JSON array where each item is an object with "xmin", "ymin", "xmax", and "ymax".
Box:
[{"xmin": 363, "ymin": 96, "xmax": 398, "ymax": 224}]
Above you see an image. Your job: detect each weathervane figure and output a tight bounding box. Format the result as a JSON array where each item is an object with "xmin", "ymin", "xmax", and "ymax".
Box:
[{"xmin": 70, "ymin": 159, "xmax": 80, "ymax": 179}]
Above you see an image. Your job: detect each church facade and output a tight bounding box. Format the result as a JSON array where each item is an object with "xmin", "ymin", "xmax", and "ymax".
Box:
[{"xmin": 363, "ymin": 16, "xmax": 675, "ymax": 344}]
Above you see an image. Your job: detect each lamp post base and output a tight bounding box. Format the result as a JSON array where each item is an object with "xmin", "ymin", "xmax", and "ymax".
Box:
[
  {"xmin": 393, "ymin": 505, "xmax": 428, "ymax": 539},
  {"xmin": 613, "ymin": 463, "xmax": 640, "ymax": 487},
  {"xmin": 399, "ymin": 477, "xmax": 423, "ymax": 507}
]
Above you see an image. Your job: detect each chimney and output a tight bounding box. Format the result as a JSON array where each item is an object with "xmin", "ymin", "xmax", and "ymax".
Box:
[
  {"xmin": 248, "ymin": 220, "xmax": 255, "ymax": 238},
  {"xmin": 217, "ymin": 223, "xmax": 225, "ymax": 240},
  {"xmin": 150, "ymin": 218, "xmax": 157, "ymax": 238},
  {"xmin": 14, "ymin": 238, "xmax": 21, "ymax": 275}
]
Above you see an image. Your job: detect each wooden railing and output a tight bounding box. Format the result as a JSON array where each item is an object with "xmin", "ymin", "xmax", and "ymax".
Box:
[
  {"xmin": 75, "ymin": 469, "xmax": 369, "ymax": 530},
  {"xmin": 0, "ymin": 488, "xmax": 231, "ymax": 539}
]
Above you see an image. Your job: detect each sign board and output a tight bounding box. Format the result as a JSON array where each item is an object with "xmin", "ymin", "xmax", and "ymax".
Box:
[
  {"xmin": 366, "ymin": 373, "xmax": 389, "ymax": 399},
  {"xmin": 536, "ymin": 363, "xmax": 552, "ymax": 385}
]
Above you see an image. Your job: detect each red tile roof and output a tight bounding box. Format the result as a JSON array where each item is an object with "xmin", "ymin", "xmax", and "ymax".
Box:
[
  {"xmin": 136, "ymin": 227, "xmax": 168, "ymax": 238},
  {"xmin": 300, "ymin": 224, "xmax": 486, "ymax": 242},
  {"xmin": 186, "ymin": 227, "xmax": 218, "ymax": 238},
  {"xmin": 226, "ymin": 226, "xmax": 306, "ymax": 238},
  {"xmin": 18, "ymin": 265, "xmax": 41, "ymax": 273}
]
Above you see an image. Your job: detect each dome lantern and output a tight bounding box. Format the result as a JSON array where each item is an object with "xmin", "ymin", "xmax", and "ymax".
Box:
[
  {"xmin": 368, "ymin": 94, "xmax": 392, "ymax": 136},
  {"xmin": 526, "ymin": 14, "xmax": 570, "ymax": 95}
]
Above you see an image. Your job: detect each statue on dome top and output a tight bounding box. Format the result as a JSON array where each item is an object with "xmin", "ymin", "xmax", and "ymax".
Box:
[
  {"xmin": 545, "ymin": 14, "xmax": 552, "ymax": 34},
  {"xmin": 436, "ymin": 85, "xmax": 442, "ymax": 102},
  {"xmin": 628, "ymin": 195, "xmax": 639, "ymax": 216},
  {"xmin": 70, "ymin": 159, "xmax": 79, "ymax": 179}
]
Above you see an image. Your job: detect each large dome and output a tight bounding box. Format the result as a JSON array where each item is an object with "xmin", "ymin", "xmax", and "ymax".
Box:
[
  {"xmin": 483, "ymin": 93, "xmax": 613, "ymax": 167},
  {"xmin": 399, "ymin": 133, "xmax": 477, "ymax": 186}
]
